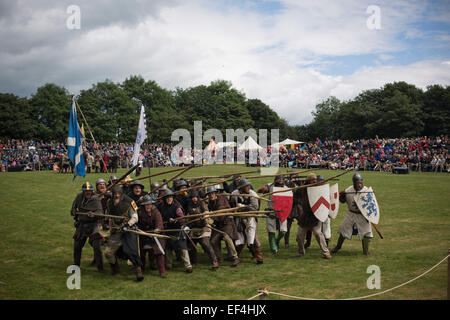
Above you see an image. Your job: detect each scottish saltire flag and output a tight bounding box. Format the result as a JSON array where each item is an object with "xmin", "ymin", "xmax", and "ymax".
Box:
[
  {"xmin": 68, "ymin": 99, "xmax": 85, "ymax": 180},
  {"xmin": 131, "ymin": 105, "xmax": 147, "ymax": 166}
]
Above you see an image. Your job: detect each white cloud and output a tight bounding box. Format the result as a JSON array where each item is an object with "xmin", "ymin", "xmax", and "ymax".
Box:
[
  {"xmin": 0, "ymin": 0, "xmax": 449, "ymax": 127},
  {"xmin": 330, "ymin": 60, "xmax": 450, "ymax": 101}
]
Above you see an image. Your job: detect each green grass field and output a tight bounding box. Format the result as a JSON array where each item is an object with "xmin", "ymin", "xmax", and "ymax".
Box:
[{"xmin": 0, "ymin": 165, "xmax": 449, "ymax": 300}]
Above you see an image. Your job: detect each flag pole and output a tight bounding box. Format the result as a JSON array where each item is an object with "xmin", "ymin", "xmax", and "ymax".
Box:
[
  {"xmin": 146, "ymin": 126, "xmax": 152, "ymax": 190},
  {"xmin": 73, "ymin": 95, "xmax": 109, "ymax": 174},
  {"xmin": 68, "ymin": 96, "xmax": 86, "ymax": 180}
]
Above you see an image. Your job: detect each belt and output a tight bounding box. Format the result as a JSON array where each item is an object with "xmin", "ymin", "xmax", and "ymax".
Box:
[{"xmin": 349, "ymin": 209, "xmax": 361, "ymax": 214}]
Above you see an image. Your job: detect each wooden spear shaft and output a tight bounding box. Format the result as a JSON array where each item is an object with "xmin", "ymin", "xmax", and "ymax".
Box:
[
  {"xmin": 151, "ymin": 165, "xmax": 195, "ymax": 194},
  {"xmin": 186, "ymin": 210, "xmax": 276, "ymax": 225},
  {"xmin": 243, "ymin": 168, "xmax": 314, "ymax": 180},
  {"xmin": 263, "ymin": 170, "xmax": 352, "ymax": 196},
  {"xmin": 169, "ymin": 206, "xmax": 250, "ymax": 222},
  {"xmin": 106, "ymin": 163, "xmax": 140, "ymax": 191},
  {"xmin": 185, "ymin": 169, "xmax": 261, "ymax": 182},
  {"xmin": 371, "ymin": 223, "xmax": 384, "ymax": 239},
  {"xmin": 147, "ymin": 228, "xmax": 203, "ymax": 233},
  {"xmin": 168, "ymin": 178, "xmax": 230, "ymax": 196},
  {"xmin": 126, "ymin": 166, "xmax": 200, "ymax": 184},
  {"xmin": 75, "ymin": 211, "xmax": 126, "ymax": 220},
  {"xmin": 125, "ymin": 229, "xmax": 176, "ymax": 240},
  {"xmin": 219, "ymin": 193, "xmax": 272, "ymax": 202}
]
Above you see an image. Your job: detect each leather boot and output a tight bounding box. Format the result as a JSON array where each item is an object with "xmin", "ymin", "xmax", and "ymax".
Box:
[
  {"xmin": 235, "ymin": 244, "xmax": 245, "ymax": 258},
  {"xmin": 362, "ymin": 237, "xmax": 370, "ymax": 256},
  {"xmin": 304, "ymin": 229, "xmax": 312, "ymax": 249},
  {"xmin": 284, "ymin": 219, "xmax": 292, "ymax": 248},
  {"xmin": 231, "ymin": 256, "xmax": 240, "ymax": 267},
  {"xmin": 110, "ymin": 262, "xmax": 119, "ymax": 275},
  {"xmin": 276, "ymin": 231, "xmax": 286, "ymax": 248},
  {"xmin": 248, "ymin": 245, "xmax": 256, "ymax": 259},
  {"xmin": 211, "ymin": 259, "xmax": 219, "ymax": 270},
  {"xmin": 156, "ymin": 255, "xmax": 166, "ymax": 278},
  {"xmin": 254, "ymin": 246, "xmax": 263, "ymax": 264},
  {"xmin": 331, "ymin": 234, "xmax": 345, "ymax": 254},
  {"xmin": 136, "ymin": 266, "xmax": 144, "ymax": 281}
]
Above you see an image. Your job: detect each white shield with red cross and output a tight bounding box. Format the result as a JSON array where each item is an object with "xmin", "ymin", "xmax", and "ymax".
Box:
[
  {"xmin": 307, "ymin": 184, "xmax": 330, "ymax": 222},
  {"xmin": 329, "ymin": 183, "xmax": 339, "ymax": 219},
  {"xmin": 272, "ymin": 186, "xmax": 293, "ymax": 222}
]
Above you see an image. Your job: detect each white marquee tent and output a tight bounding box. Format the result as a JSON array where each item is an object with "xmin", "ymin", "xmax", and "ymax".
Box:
[{"xmin": 237, "ymin": 136, "xmax": 264, "ymax": 151}]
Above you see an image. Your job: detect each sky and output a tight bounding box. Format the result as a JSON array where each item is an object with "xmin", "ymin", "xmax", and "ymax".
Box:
[{"xmin": 1, "ymin": 0, "xmax": 449, "ymax": 125}]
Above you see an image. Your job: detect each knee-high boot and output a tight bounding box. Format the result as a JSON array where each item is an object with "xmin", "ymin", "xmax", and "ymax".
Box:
[
  {"xmin": 268, "ymin": 232, "xmax": 278, "ymax": 254},
  {"xmin": 276, "ymin": 231, "xmax": 286, "ymax": 248},
  {"xmin": 304, "ymin": 229, "xmax": 312, "ymax": 249},
  {"xmin": 362, "ymin": 237, "xmax": 371, "ymax": 255},
  {"xmin": 156, "ymin": 254, "xmax": 166, "ymax": 278},
  {"xmin": 331, "ymin": 234, "xmax": 345, "ymax": 253},
  {"xmin": 253, "ymin": 246, "xmax": 263, "ymax": 264}
]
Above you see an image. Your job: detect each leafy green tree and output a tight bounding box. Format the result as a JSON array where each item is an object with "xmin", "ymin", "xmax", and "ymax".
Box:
[
  {"xmin": 77, "ymin": 80, "xmax": 139, "ymax": 142},
  {"xmin": 308, "ymin": 96, "xmax": 342, "ymax": 140},
  {"xmin": 338, "ymin": 100, "xmax": 371, "ymax": 139},
  {"xmin": 122, "ymin": 75, "xmax": 181, "ymax": 143},
  {"xmin": 0, "ymin": 93, "xmax": 36, "ymax": 140},
  {"xmin": 30, "ymin": 83, "xmax": 72, "ymax": 141},
  {"xmin": 422, "ymin": 84, "xmax": 450, "ymax": 136}
]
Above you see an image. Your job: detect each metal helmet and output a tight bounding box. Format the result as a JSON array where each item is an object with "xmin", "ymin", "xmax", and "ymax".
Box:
[
  {"xmin": 141, "ymin": 194, "xmax": 156, "ymax": 206},
  {"xmin": 158, "ymin": 185, "xmax": 169, "ymax": 192},
  {"xmin": 352, "ymin": 173, "xmax": 363, "ymax": 184},
  {"xmin": 317, "ymin": 174, "xmax": 324, "ymax": 182},
  {"xmin": 81, "ymin": 182, "xmax": 94, "ymax": 191},
  {"xmin": 176, "ymin": 179, "xmax": 188, "ymax": 190},
  {"xmin": 237, "ymin": 178, "xmax": 251, "ymax": 190},
  {"xmin": 162, "ymin": 189, "xmax": 175, "ymax": 198},
  {"xmin": 215, "ymin": 184, "xmax": 224, "ymax": 191},
  {"xmin": 96, "ymin": 178, "xmax": 107, "ymax": 186},
  {"xmin": 206, "ymin": 185, "xmax": 217, "ymax": 195},
  {"xmin": 130, "ymin": 180, "xmax": 145, "ymax": 190},
  {"xmin": 157, "ymin": 185, "xmax": 169, "ymax": 196},
  {"xmin": 151, "ymin": 182, "xmax": 161, "ymax": 190},
  {"xmin": 109, "ymin": 175, "xmax": 118, "ymax": 183}
]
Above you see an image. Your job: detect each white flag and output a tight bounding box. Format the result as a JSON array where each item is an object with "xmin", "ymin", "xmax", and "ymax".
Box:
[{"xmin": 132, "ymin": 105, "xmax": 147, "ymax": 166}]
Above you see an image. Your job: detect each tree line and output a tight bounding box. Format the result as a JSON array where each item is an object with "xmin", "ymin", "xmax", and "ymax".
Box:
[
  {"xmin": 297, "ymin": 82, "xmax": 449, "ymax": 141},
  {"xmin": 0, "ymin": 76, "xmax": 448, "ymax": 143}
]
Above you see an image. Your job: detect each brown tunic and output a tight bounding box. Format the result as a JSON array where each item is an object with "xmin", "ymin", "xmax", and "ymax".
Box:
[
  {"xmin": 208, "ymin": 195, "xmax": 239, "ymax": 240},
  {"xmin": 186, "ymin": 199, "xmax": 211, "ymax": 238},
  {"xmin": 137, "ymin": 205, "xmax": 165, "ymax": 255}
]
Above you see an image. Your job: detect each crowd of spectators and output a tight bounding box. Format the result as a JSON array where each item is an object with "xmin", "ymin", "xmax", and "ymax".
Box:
[
  {"xmin": 279, "ymin": 136, "xmax": 449, "ymax": 173},
  {"xmin": 1, "ymin": 136, "xmax": 448, "ymax": 173},
  {"xmin": 0, "ymin": 140, "xmax": 174, "ymax": 173}
]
